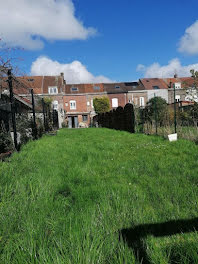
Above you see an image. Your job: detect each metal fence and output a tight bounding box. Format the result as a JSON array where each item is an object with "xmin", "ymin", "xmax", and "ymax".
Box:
[
  {"xmin": 0, "ymin": 69, "xmax": 59, "ymax": 155},
  {"xmin": 136, "ymin": 97, "xmax": 198, "ymax": 142}
]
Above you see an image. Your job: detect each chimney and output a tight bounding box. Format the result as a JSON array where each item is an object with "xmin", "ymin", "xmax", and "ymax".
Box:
[{"xmin": 174, "ymin": 73, "xmax": 178, "ymax": 78}]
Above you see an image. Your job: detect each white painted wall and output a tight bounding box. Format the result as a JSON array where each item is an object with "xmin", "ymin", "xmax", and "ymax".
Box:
[{"xmin": 147, "ymin": 89, "xmax": 168, "ymax": 102}]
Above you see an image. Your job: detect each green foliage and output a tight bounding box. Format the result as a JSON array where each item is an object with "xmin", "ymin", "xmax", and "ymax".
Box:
[
  {"xmin": 145, "ymin": 96, "xmax": 167, "ymax": 125},
  {"xmin": 16, "ymin": 114, "xmax": 33, "ymax": 145},
  {"xmin": 0, "ymin": 121, "xmax": 13, "ymax": 153},
  {"xmin": 0, "ymin": 128, "xmax": 197, "ymax": 263},
  {"xmin": 37, "ymin": 97, "xmax": 53, "ymax": 108},
  {"xmin": 93, "ymin": 96, "xmax": 110, "ymax": 114}
]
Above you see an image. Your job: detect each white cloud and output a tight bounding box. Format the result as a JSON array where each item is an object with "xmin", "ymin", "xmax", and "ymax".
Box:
[
  {"xmin": 31, "ymin": 56, "xmax": 113, "ymax": 83},
  {"xmin": 178, "ymin": 20, "xmax": 198, "ymax": 55},
  {"xmin": 0, "ymin": 0, "xmax": 96, "ymax": 50},
  {"xmin": 136, "ymin": 58, "xmax": 198, "ymax": 78}
]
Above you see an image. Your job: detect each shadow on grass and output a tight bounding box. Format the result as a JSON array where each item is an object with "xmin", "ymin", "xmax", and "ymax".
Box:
[{"xmin": 119, "ymin": 217, "xmax": 198, "ymax": 264}]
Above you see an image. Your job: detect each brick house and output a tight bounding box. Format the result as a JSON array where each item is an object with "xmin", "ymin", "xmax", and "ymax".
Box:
[{"xmin": 4, "ymin": 72, "xmax": 196, "ymax": 128}]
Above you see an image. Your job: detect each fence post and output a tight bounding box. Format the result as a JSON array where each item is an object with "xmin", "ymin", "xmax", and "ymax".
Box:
[
  {"xmin": 8, "ymin": 69, "xmax": 18, "ymax": 151},
  {"xmin": 31, "ymin": 89, "xmax": 37, "ymax": 139},
  {"xmin": 154, "ymin": 93, "xmax": 158, "ymax": 135},
  {"xmin": 173, "ymin": 84, "xmax": 177, "ymax": 133},
  {"xmin": 42, "ymin": 98, "xmax": 47, "ymax": 132}
]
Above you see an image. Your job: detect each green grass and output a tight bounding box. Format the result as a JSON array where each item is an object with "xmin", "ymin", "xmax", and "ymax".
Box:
[{"xmin": 0, "ymin": 128, "xmax": 198, "ymax": 264}]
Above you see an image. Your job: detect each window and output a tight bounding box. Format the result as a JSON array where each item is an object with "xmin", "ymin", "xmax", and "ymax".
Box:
[
  {"xmin": 115, "ymin": 86, "xmax": 120, "ymax": 89},
  {"xmin": 153, "ymin": 86, "xmax": 159, "ymax": 89},
  {"xmin": 53, "ymin": 100, "xmax": 58, "ymax": 110},
  {"xmin": 70, "ymin": 100, "xmax": 76, "ymax": 110},
  {"xmin": 71, "ymin": 87, "xmax": 78, "ymax": 92},
  {"xmin": 175, "ymin": 95, "xmax": 180, "ymax": 102},
  {"xmin": 91, "ymin": 99, "xmax": 94, "ymax": 108},
  {"xmin": 140, "ymin": 97, "xmax": 145, "ymax": 107},
  {"xmin": 82, "ymin": 115, "xmax": 88, "ymax": 122},
  {"xmin": 48, "ymin": 86, "xmax": 58, "ymax": 94},
  {"xmin": 94, "ymin": 86, "xmax": 100, "ymax": 90},
  {"xmin": 112, "ymin": 98, "xmax": 118, "ymax": 108},
  {"xmin": 87, "ymin": 101, "xmax": 90, "ymax": 106},
  {"xmin": 27, "ymin": 78, "xmax": 34, "ymax": 82},
  {"xmin": 175, "ymin": 83, "xmax": 181, "ymax": 89}
]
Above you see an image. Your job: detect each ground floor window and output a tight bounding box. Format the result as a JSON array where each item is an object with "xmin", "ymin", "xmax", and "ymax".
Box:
[
  {"xmin": 82, "ymin": 115, "xmax": 88, "ymax": 122},
  {"xmin": 112, "ymin": 98, "xmax": 118, "ymax": 108}
]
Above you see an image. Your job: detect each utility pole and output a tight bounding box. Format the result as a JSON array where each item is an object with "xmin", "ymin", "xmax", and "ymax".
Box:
[
  {"xmin": 31, "ymin": 89, "xmax": 37, "ymax": 139},
  {"xmin": 173, "ymin": 83, "xmax": 177, "ymax": 133},
  {"xmin": 154, "ymin": 93, "xmax": 157, "ymax": 135},
  {"xmin": 7, "ymin": 69, "xmax": 18, "ymax": 151}
]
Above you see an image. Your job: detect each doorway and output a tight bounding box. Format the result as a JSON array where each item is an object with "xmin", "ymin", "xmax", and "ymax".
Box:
[{"xmin": 68, "ymin": 116, "xmax": 78, "ymax": 128}]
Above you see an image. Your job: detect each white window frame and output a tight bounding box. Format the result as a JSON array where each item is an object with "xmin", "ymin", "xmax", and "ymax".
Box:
[
  {"xmin": 140, "ymin": 97, "xmax": 145, "ymax": 107},
  {"xmin": 48, "ymin": 86, "xmax": 58, "ymax": 94},
  {"xmin": 53, "ymin": 100, "xmax": 58, "ymax": 110},
  {"xmin": 70, "ymin": 100, "xmax": 76, "ymax": 110},
  {"xmin": 175, "ymin": 95, "xmax": 180, "ymax": 102},
  {"xmin": 112, "ymin": 98, "xmax": 118, "ymax": 108},
  {"xmin": 175, "ymin": 82, "xmax": 181, "ymax": 89},
  {"xmin": 91, "ymin": 99, "xmax": 94, "ymax": 108}
]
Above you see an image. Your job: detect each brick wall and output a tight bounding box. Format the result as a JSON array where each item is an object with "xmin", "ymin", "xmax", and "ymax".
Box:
[
  {"xmin": 107, "ymin": 93, "xmax": 127, "ymax": 108},
  {"xmin": 63, "ymin": 95, "xmax": 87, "ymax": 113}
]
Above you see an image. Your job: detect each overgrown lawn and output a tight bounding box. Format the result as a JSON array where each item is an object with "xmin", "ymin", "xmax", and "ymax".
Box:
[{"xmin": 0, "ymin": 128, "xmax": 198, "ymax": 263}]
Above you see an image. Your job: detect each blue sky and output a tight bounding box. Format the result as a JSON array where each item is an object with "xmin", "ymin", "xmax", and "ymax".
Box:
[{"xmin": 1, "ymin": 0, "xmax": 198, "ymax": 83}]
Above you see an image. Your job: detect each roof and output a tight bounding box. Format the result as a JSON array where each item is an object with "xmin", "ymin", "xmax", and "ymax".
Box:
[
  {"xmin": 103, "ymin": 82, "xmax": 144, "ymax": 93},
  {"xmin": 163, "ymin": 77, "xmax": 196, "ymax": 88},
  {"xmin": 65, "ymin": 83, "xmax": 105, "ymax": 94},
  {"xmin": 140, "ymin": 78, "xmax": 168, "ymax": 90}
]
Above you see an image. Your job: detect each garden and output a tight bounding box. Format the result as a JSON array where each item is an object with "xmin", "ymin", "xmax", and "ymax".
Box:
[{"xmin": 0, "ymin": 128, "xmax": 197, "ymax": 263}]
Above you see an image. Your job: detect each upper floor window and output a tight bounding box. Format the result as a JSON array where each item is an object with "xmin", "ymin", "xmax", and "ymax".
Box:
[
  {"xmin": 115, "ymin": 86, "xmax": 120, "ymax": 89},
  {"xmin": 48, "ymin": 86, "xmax": 58, "ymax": 94},
  {"xmin": 94, "ymin": 86, "xmax": 100, "ymax": 90},
  {"xmin": 53, "ymin": 100, "xmax": 58, "ymax": 110},
  {"xmin": 27, "ymin": 78, "xmax": 34, "ymax": 82},
  {"xmin": 175, "ymin": 82, "xmax": 181, "ymax": 89},
  {"xmin": 112, "ymin": 98, "xmax": 118, "ymax": 108},
  {"xmin": 71, "ymin": 87, "xmax": 78, "ymax": 92},
  {"xmin": 91, "ymin": 99, "xmax": 94, "ymax": 108},
  {"xmin": 70, "ymin": 100, "xmax": 76, "ymax": 110},
  {"xmin": 140, "ymin": 97, "xmax": 145, "ymax": 107}
]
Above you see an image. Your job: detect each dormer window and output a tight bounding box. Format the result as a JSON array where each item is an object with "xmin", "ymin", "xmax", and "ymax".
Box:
[
  {"xmin": 71, "ymin": 87, "xmax": 78, "ymax": 92},
  {"xmin": 94, "ymin": 86, "xmax": 100, "ymax": 90},
  {"xmin": 27, "ymin": 79, "xmax": 34, "ymax": 82},
  {"xmin": 175, "ymin": 83, "xmax": 181, "ymax": 89},
  {"xmin": 115, "ymin": 86, "xmax": 120, "ymax": 89},
  {"xmin": 48, "ymin": 86, "xmax": 58, "ymax": 94},
  {"xmin": 153, "ymin": 86, "xmax": 159, "ymax": 89}
]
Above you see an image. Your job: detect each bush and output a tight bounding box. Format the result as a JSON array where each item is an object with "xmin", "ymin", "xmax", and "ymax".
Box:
[{"xmin": 0, "ymin": 121, "xmax": 13, "ymax": 153}]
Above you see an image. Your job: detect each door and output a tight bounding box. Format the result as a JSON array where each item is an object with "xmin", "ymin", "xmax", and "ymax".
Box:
[
  {"xmin": 74, "ymin": 116, "xmax": 78, "ymax": 128},
  {"xmin": 68, "ymin": 117, "xmax": 72, "ymax": 128}
]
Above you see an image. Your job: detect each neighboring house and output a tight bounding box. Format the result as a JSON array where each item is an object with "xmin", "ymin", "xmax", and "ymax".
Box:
[
  {"xmin": 0, "ymin": 92, "xmax": 32, "ymax": 131},
  {"xmin": 1, "ymin": 72, "xmax": 196, "ymax": 129}
]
